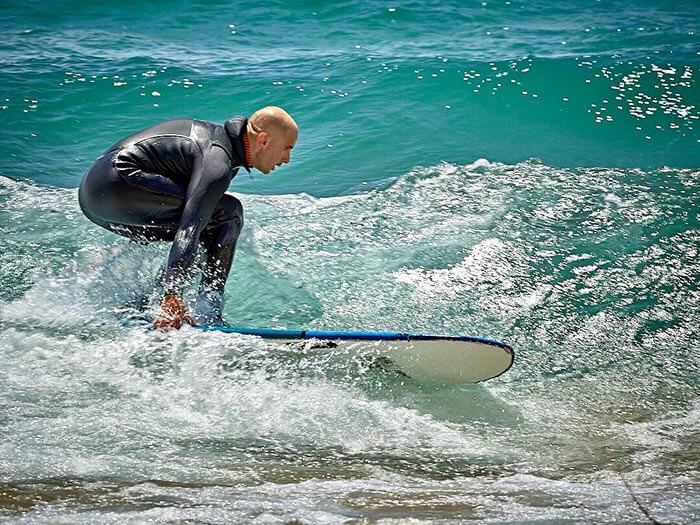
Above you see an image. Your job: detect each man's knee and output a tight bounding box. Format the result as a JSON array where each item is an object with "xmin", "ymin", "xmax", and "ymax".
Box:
[
  {"xmin": 221, "ymin": 194, "xmax": 244, "ymax": 225},
  {"xmin": 208, "ymin": 194, "xmax": 244, "ymax": 245}
]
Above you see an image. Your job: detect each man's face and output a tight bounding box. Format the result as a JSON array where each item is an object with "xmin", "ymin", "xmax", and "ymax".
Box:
[{"xmin": 255, "ymin": 128, "xmax": 297, "ymax": 174}]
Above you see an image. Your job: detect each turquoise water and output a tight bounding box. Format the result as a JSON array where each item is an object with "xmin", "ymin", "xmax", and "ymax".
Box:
[{"xmin": 1, "ymin": 1, "xmax": 698, "ymax": 523}]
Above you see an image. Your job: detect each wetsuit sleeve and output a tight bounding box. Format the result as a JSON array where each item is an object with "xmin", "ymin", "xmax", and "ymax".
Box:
[{"xmin": 161, "ymin": 147, "xmax": 232, "ymax": 294}]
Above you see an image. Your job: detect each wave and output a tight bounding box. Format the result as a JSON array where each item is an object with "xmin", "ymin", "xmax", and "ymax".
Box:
[{"xmin": 1, "ymin": 163, "xmax": 698, "ymax": 522}]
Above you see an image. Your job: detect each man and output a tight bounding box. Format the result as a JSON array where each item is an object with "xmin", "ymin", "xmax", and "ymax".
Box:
[{"xmin": 78, "ymin": 106, "xmax": 298, "ymax": 330}]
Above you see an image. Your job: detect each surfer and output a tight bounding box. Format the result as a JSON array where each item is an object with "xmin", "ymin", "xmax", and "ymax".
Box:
[{"xmin": 78, "ymin": 106, "xmax": 298, "ymax": 330}]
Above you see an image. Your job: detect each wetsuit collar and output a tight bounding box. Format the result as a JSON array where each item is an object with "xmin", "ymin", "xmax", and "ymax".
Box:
[
  {"xmin": 224, "ymin": 116, "xmax": 251, "ymax": 173},
  {"xmin": 241, "ymin": 131, "xmax": 253, "ymax": 168}
]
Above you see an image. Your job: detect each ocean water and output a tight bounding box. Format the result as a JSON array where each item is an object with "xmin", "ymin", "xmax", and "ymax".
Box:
[{"xmin": 1, "ymin": 0, "xmax": 698, "ymax": 523}]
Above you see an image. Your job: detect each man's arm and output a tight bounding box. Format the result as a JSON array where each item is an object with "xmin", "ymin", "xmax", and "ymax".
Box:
[{"xmin": 154, "ymin": 147, "xmax": 233, "ymax": 330}]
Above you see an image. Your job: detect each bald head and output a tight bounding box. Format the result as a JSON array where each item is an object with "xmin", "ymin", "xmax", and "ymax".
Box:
[
  {"xmin": 249, "ymin": 106, "xmax": 298, "ymax": 136},
  {"xmin": 246, "ymin": 106, "xmax": 298, "ymax": 174}
]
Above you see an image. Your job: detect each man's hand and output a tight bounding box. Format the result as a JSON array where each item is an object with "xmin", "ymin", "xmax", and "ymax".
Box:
[{"xmin": 153, "ymin": 293, "xmax": 196, "ymax": 330}]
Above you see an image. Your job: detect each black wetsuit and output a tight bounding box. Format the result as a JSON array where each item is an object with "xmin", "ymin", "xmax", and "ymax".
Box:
[{"xmin": 78, "ymin": 117, "xmax": 250, "ymax": 296}]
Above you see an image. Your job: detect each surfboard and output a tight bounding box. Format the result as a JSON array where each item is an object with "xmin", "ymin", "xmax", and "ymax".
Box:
[{"xmin": 196, "ymin": 326, "xmax": 514, "ymax": 383}]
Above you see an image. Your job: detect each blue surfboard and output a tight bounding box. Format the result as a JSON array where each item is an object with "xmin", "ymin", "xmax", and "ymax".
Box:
[{"xmin": 197, "ymin": 325, "xmax": 514, "ymax": 383}]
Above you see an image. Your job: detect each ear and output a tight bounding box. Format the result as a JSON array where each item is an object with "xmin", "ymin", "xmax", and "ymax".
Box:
[{"xmin": 256, "ymin": 131, "xmax": 269, "ymax": 148}]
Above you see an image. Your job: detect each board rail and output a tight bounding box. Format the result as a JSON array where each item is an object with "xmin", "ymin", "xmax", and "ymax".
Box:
[{"xmin": 197, "ymin": 325, "xmax": 511, "ymax": 348}]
